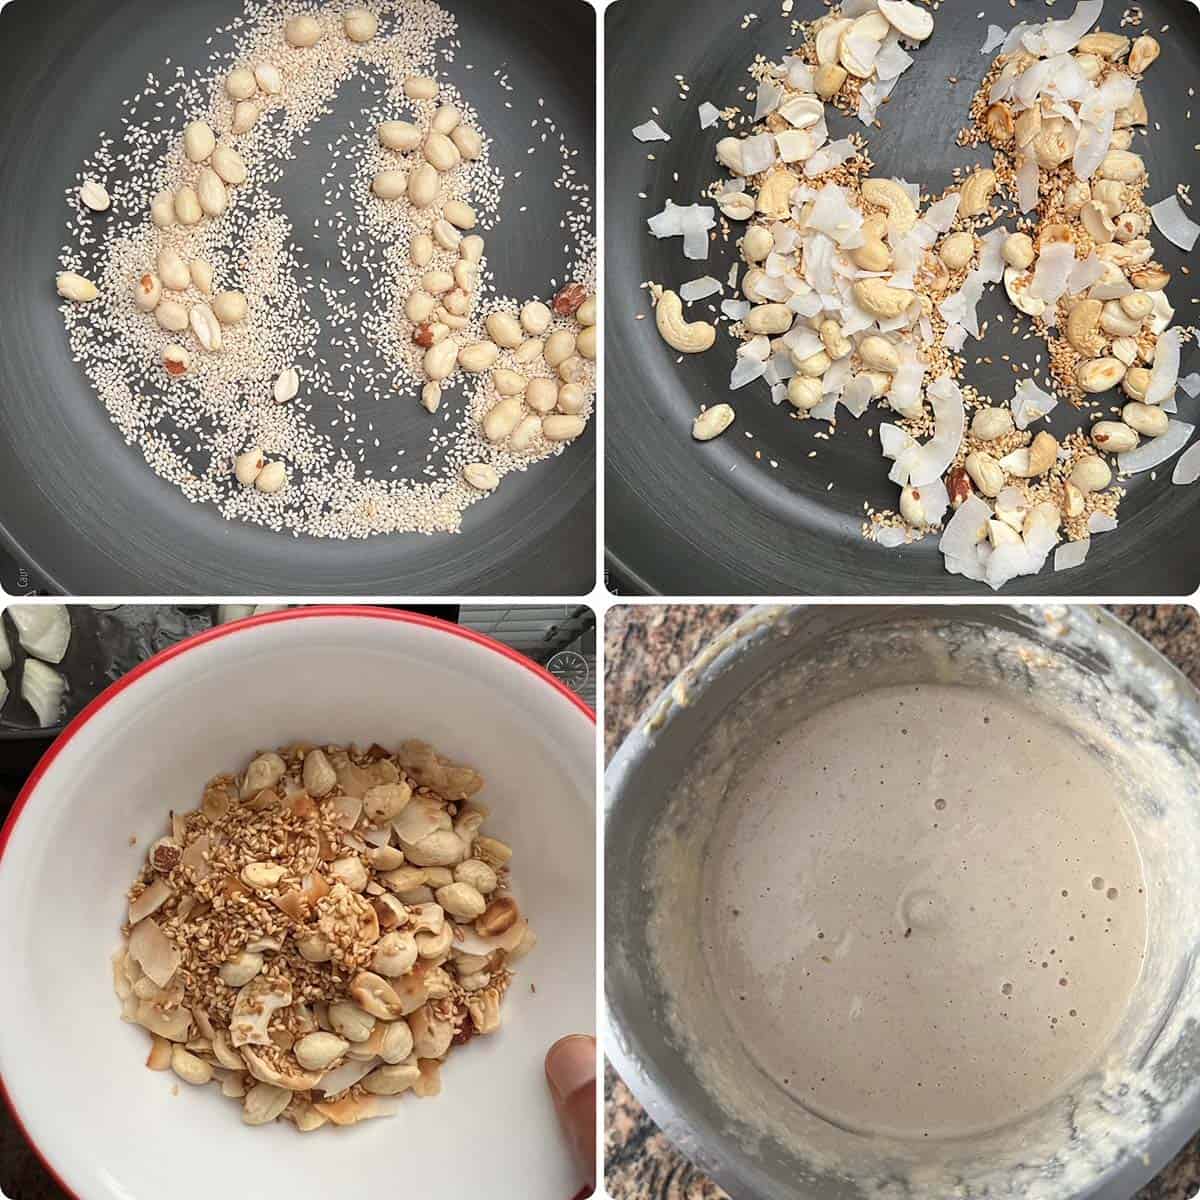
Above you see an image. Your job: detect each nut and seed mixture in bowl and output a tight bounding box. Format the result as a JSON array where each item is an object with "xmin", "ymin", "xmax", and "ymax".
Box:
[
  {"xmin": 56, "ymin": 0, "xmax": 595, "ymax": 540},
  {"xmin": 113, "ymin": 738, "xmax": 534, "ymax": 1130},
  {"xmin": 638, "ymin": 0, "xmax": 1198, "ymax": 589}
]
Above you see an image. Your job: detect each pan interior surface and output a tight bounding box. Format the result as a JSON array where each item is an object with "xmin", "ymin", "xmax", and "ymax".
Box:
[
  {"xmin": 0, "ymin": 0, "xmax": 594, "ymax": 594},
  {"xmin": 604, "ymin": 0, "xmax": 1200, "ymax": 595}
]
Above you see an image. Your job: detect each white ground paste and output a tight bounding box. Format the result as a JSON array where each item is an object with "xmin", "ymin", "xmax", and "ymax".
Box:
[{"xmin": 640, "ymin": 609, "xmax": 1200, "ymax": 1199}]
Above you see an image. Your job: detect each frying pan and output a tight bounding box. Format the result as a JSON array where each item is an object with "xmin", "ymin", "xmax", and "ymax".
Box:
[
  {"xmin": 0, "ymin": 0, "xmax": 595, "ymax": 596},
  {"xmin": 604, "ymin": 0, "xmax": 1200, "ymax": 596}
]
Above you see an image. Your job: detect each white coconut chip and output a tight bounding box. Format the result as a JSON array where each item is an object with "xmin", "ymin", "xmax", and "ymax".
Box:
[
  {"xmin": 1016, "ymin": 154, "xmax": 1040, "ymax": 213},
  {"xmin": 1118, "ymin": 420, "xmax": 1195, "ymax": 474},
  {"xmin": 0, "ymin": 620, "xmax": 10, "ymax": 671},
  {"xmin": 1147, "ymin": 328, "xmax": 1181, "ymax": 406},
  {"xmin": 698, "ymin": 102, "xmax": 721, "ymax": 130},
  {"xmin": 840, "ymin": 374, "xmax": 876, "ymax": 417},
  {"xmin": 805, "ymin": 139, "xmax": 858, "ymax": 179},
  {"xmin": 943, "ymin": 322, "xmax": 968, "ymax": 351},
  {"xmin": 887, "ymin": 357, "xmax": 926, "ymax": 418},
  {"xmin": 784, "ymin": 57, "xmax": 815, "ymax": 90},
  {"xmin": 1028, "ymin": 240, "xmax": 1075, "ymax": 305},
  {"xmin": 740, "ymin": 132, "xmax": 778, "ymax": 176},
  {"xmin": 1054, "ymin": 539, "xmax": 1091, "ymax": 571},
  {"xmin": 923, "ymin": 194, "xmax": 961, "ymax": 234},
  {"xmin": 1069, "ymin": 254, "xmax": 1106, "ymax": 294},
  {"xmin": 876, "ymin": 526, "xmax": 908, "ymax": 548},
  {"xmin": 680, "ymin": 276, "xmax": 722, "ymax": 303},
  {"xmin": 730, "ymin": 354, "xmax": 768, "ymax": 390},
  {"xmin": 890, "ymin": 376, "xmax": 965, "ymax": 486},
  {"xmin": 10, "ymin": 605, "xmax": 71, "ymax": 664},
  {"xmin": 681, "ymin": 206, "xmax": 718, "ymax": 260},
  {"xmin": 1088, "ymin": 512, "xmax": 1119, "ymax": 533},
  {"xmin": 633, "ymin": 120, "xmax": 670, "ymax": 142},
  {"xmin": 876, "ymin": 39, "xmax": 914, "ymax": 80},
  {"xmin": 22, "ymin": 659, "xmax": 65, "ymax": 728},
  {"xmin": 980, "ymin": 24, "xmax": 1007, "ymax": 53},
  {"xmin": 1150, "ymin": 195, "xmax": 1200, "ymax": 252},
  {"xmin": 1029, "ymin": 0, "xmax": 1102, "ymax": 55},
  {"xmin": 940, "ymin": 494, "xmax": 991, "ymax": 560},
  {"xmin": 755, "ymin": 79, "xmax": 785, "ymax": 120},
  {"xmin": 1010, "ymin": 379, "xmax": 1058, "ymax": 429},
  {"xmin": 1172, "ymin": 441, "xmax": 1200, "ymax": 485},
  {"xmin": 722, "ymin": 299, "xmax": 751, "ymax": 320}
]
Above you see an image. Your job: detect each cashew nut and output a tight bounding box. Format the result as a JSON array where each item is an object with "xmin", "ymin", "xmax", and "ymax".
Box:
[
  {"xmin": 853, "ymin": 278, "xmax": 914, "ymax": 320},
  {"xmin": 654, "ymin": 288, "xmax": 716, "ymax": 354},
  {"xmin": 861, "ymin": 178, "xmax": 917, "ymax": 233}
]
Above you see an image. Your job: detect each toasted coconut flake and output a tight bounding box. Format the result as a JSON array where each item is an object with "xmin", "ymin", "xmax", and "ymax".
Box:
[
  {"xmin": 312, "ymin": 1092, "xmax": 403, "ymax": 1125},
  {"xmin": 146, "ymin": 1035, "xmax": 173, "ymax": 1071},
  {"xmin": 128, "ymin": 917, "xmax": 180, "ymax": 989},
  {"xmin": 129, "ymin": 878, "xmax": 174, "ymax": 925},
  {"xmin": 230, "ymin": 977, "xmax": 292, "ymax": 1048}
]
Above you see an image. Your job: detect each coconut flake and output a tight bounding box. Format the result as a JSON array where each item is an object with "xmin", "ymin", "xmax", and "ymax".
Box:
[
  {"xmin": 633, "ymin": 120, "xmax": 670, "ymax": 142},
  {"xmin": 647, "ymin": 202, "xmax": 684, "ymax": 238},
  {"xmin": 698, "ymin": 102, "xmax": 721, "ymax": 130},
  {"xmin": 923, "ymin": 194, "xmax": 961, "ymax": 235},
  {"xmin": 730, "ymin": 354, "xmax": 768, "ymax": 390},
  {"xmin": 1036, "ymin": 2, "xmax": 1103, "ymax": 55},
  {"xmin": 940, "ymin": 495, "xmax": 991, "ymax": 561},
  {"xmin": 681, "ymin": 206, "xmax": 717, "ymax": 260},
  {"xmin": 754, "ymin": 80, "xmax": 785, "ymax": 120},
  {"xmin": 680, "ymin": 276, "xmax": 722, "ymax": 303},
  {"xmin": 1172, "ymin": 441, "xmax": 1200, "ymax": 485},
  {"xmin": 1029, "ymin": 241, "xmax": 1075, "ymax": 305},
  {"xmin": 1011, "ymin": 379, "xmax": 1058, "ymax": 429},
  {"xmin": 1087, "ymin": 512, "xmax": 1119, "ymax": 533},
  {"xmin": 0, "ymin": 622, "xmax": 10, "ymax": 672},
  {"xmin": 804, "ymin": 139, "xmax": 858, "ymax": 179},
  {"xmin": 942, "ymin": 322, "xmax": 968, "ymax": 351},
  {"xmin": 21, "ymin": 659, "xmax": 64, "ymax": 727},
  {"xmin": 840, "ymin": 374, "xmax": 875, "ymax": 418},
  {"xmin": 1072, "ymin": 108, "xmax": 1114, "ymax": 180},
  {"xmin": 978, "ymin": 228, "xmax": 1008, "ymax": 283},
  {"xmin": 876, "ymin": 527, "xmax": 908, "ymax": 548},
  {"xmin": 806, "ymin": 183, "xmax": 863, "ymax": 242},
  {"xmin": 1147, "ymin": 328, "xmax": 1181, "ymax": 406},
  {"xmin": 1054, "ymin": 539, "xmax": 1091, "ymax": 571},
  {"xmin": 721, "ymin": 299, "xmax": 751, "ymax": 320},
  {"xmin": 980, "ymin": 23, "xmax": 1007, "ymax": 53},
  {"xmin": 1016, "ymin": 154, "xmax": 1040, "ymax": 213},
  {"xmin": 891, "ymin": 377, "xmax": 965, "ymax": 486},
  {"xmin": 1069, "ymin": 254, "xmax": 1105, "ymax": 294},
  {"xmin": 887, "ymin": 358, "xmax": 926, "ymax": 419},
  {"xmin": 740, "ymin": 133, "xmax": 778, "ymax": 176},
  {"xmin": 10, "ymin": 605, "xmax": 71, "ymax": 664},
  {"xmin": 1151, "ymin": 195, "xmax": 1200, "ymax": 252},
  {"xmin": 876, "ymin": 39, "xmax": 914, "ymax": 80},
  {"xmin": 1118, "ymin": 420, "xmax": 1195, "ymax": 474},
  {"xmin": 1178, "ymin": 373, "xmax": 1200, "ymax": 399}
]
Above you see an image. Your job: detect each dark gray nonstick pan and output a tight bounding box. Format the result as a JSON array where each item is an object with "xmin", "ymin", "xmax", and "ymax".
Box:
[
  {"xmin": 0, "ymin": 0, "xmax": 594, "ymax": 596},
  {"xmin": 604, "ymin": 0, "xmax": 1200, "ymax": 596}
]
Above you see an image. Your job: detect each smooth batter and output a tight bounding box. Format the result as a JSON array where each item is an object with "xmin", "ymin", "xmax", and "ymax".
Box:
[{"xmin": 702, "ymin": 682, "xmax": 1148, "ymax": 1141}]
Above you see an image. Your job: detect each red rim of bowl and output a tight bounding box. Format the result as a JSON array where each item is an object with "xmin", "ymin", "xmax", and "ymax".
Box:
[{"xmin": 0, "ymin": 604, "xmax": 595, "ymax": 1200}]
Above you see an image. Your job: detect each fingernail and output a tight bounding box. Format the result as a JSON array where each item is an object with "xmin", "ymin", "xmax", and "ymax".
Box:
[{"xmin": 545, "ymin": 1033, "xmax": 596, "ymax": 1103}]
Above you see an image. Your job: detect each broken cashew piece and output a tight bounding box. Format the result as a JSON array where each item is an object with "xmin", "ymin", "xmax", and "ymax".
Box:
[{"xmin": 654, "ymin": 288, "xmax": 716, "ymax": 354}]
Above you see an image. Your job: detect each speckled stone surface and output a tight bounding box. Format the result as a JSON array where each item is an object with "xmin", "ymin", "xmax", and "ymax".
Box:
[{"xmin": 604, "ymin": 603, "xmax": 1200, "ymax": 1200}]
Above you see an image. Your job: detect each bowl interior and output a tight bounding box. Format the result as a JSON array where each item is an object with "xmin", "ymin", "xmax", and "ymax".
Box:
[
  {"xmin": 606, "ymin": 606, "xmax": 1200, "ymax": 1200},
  {"xmin": 0, "ymin": 609, "xmax": 595, "ymax": 1200}
]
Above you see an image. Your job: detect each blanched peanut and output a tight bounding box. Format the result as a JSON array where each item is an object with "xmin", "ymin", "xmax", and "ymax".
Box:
[
  {"xmin": 1091, "ymin": 420, "xmax": 1139, "ymax": 452},
  {"xmin": 435, "ymin": 881, "xmax": 486, "ymax": 920},
  {"xmin": 544, "ymin": 330, "xmax": 576, "ymax": 367},
  {"xmin": 328, "ymin": 1001, "xmax": 376, "ymax": 1042},
  {"xmin": 171, "ymin": 1046, "xmax": 213, "ymax": 1085},
  {"xmin": 542, "ymin": 414, "xmax": 586, "ymax": 442},
  {"xmin": 521, "ymin": 301, "xmax": 552, "ymax": 335},
  {"xmin": 1122, "ymin": 402, "xmax": 1169, "ymax": 437}
]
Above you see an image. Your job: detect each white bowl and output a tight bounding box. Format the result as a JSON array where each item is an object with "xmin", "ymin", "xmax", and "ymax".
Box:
[{"xmin": 0, "ymin": 607, "xmax": 596, "ymax": 1200}]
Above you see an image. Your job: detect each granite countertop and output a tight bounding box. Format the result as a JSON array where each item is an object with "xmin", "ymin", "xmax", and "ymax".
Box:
[{"xmin": 604, "ymin": 603, "xmax": 1200, "ymax": 1200}]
